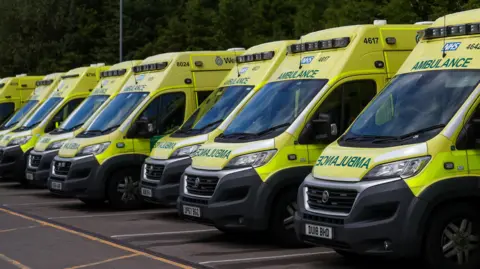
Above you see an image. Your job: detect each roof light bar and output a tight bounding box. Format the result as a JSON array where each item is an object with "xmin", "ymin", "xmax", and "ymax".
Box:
[
  {"xmin": 287, "ymin": 37, "xmax": 350, "ymax": 54},
  {"xmin": 132, "ymin": 62, "xmax": 168, "ymax": 73},
  {"xmin": 61, "ymin": 74, "xmax": 80, "ymax": 79},
  {"xmin": 35, "ymin": 79, "xmax": 54, "ymax": 86},
  {"xmin": 100, "ymin": 68, "xmax": 127, "ymax": 78},
  {"xmin": 236, "ymin": 51, "xmax": 275, "ymax": 63},
  {"xmin": 423, "ymin": 22, "xmax": 480, "ymax": 40}
]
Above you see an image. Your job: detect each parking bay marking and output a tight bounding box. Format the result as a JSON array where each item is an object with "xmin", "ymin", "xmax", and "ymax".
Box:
[
  {"xmin": 0, "ymin": 225, "xmax": 39, "ymax": 234},
  {"xmin": 111, "ymin": 229, "xmax": 218, "ymax": 238},
  {"xmin": 199, "ymin": 251, "xmax": 336, "ymax": 264},
  {"xmin": 0, "ymin": 253, "xmax": 31, "ymax": 269},
  {"xmin": 0, "ymin": 207, "xmax": 206, "ymax": 269},
  {"xmin": 47, "ymin": 209, "xmax": 175, "ymax": 220},
  {"xmin": 65, "ymin": 253, "xmax": 140, "ymax": 269},
  {"xmin": 3, "ymin": 201, "xmax": 78, "ymax": 207}
]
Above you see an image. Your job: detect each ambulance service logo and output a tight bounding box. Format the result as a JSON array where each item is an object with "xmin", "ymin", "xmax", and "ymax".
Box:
[
  {"xmin": 215, "ymin": 56, "xmax": 223, "ymax": 66},
  {"xmin": 301, "ymin": 56, "xmax": 314, "ymax": 65},
  {"xmin": 442, "ymin": 42, "xmax": 461, "ymax": 52}
]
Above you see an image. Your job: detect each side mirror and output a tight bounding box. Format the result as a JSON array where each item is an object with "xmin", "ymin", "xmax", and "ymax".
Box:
[
  {"xmin": 128, "ymin": 118, "xmax": 155, "ymax": 138},
  {"xmin": 472, "ymin": 118, "xmax": 480, "ymax": 148},
  {"xmin": 312, "ymin": 113, "xmax": 338, "ymax": 143}
]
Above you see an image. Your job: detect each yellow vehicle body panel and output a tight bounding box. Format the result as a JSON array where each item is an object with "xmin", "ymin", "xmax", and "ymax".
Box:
[
  {"xmin": 33, "ymin": 60, "xmax": 142, "ymax": 152},
  {"xmin": 57, "ymin": 50, "xmax": 239, "ymax": 162},
  {"xmin": 0, "ymin": 64, "xmax": 110, "ymax": 152},
  {"xmin": 190, "ymin": 23, "xmax": 428, "ymax": 182},
  {"xmin": 150, "ymin": 40, "xmax": 297, "ymax": 160}
]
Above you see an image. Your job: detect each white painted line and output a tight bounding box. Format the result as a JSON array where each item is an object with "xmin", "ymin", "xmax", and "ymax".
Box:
[
  {"xmin": 0, "ymin": 191, "xmax": 47, "ymax": 196},
  {"xmin": 199, "ymin": 251, "xmax": 335, "ymax": 264},
  {"xmin": 3, "ymin": 201, "xmax": 77, "ymax": 206},
  {"xmin": 0, "ymin": 182, "xmax": 18, "ymax": 186},
  {"xmin": 111, "ymin": 229, "xmax": 218, "ymax": 238},
  {"xmin": 47, "ymin": 209, "xmax": 173, "ymax": 220}
]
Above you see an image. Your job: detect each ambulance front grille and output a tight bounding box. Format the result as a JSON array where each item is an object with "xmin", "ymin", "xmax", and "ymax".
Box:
[
  {"xmin": 185, "ymin": 175, "xmax": 219, "ymax": 197},
  {"xmin": 306, "ymin": 186, "xmax": 357, "ymax": 214}
]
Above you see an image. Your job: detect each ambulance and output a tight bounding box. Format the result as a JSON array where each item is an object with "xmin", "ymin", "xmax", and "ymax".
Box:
[
  {"xmin": 140, "ymin": 41, "xmax": 295, "ymax": 205},
  {"xmin": 177, "ymin": 21, "xmax": 429, "ymax": 247},
  {"xmin": 0, "ymin": 74, "xmax": 44, "ymax": 125},
  {"xmin": 0, "ymin": 73, "xmax": 64, "ymax": 138},
  {"xmin": 294, "ymin": 9, "xmax": 480, "ymax": 269},
  {"xmin": 0, "ymin": 64, "xmax": 109, "ymax": 184},
  {"xmin": 26, "ymin": 61, "xmax": 140, "ymax": 187},
  {"xmin": 48, "ymin": 50, "xmax": 239, "ymax": 209}
]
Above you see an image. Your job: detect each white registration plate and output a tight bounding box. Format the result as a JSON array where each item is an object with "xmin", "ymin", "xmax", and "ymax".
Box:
[
  {"xmin": 183, "ymin": 205, "xmax": 201, "ymax": 217},
  {"xmin": 141, "ymin": 187, "xmax": 152, "ymax": 197},
  {"xmin": 25, "ymin": 172, "xmax": 33, "ymax": 180},
  {"xmin": 51, "ymin": 181, "xmax": 62, "ymax": 190},
  {"xmin": 305, "ymin": 224, "xmax": 333, "ymax": 239}
]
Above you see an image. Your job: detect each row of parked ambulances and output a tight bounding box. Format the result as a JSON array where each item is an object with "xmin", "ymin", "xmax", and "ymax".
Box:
[{"xmin": 0, "ymin": 8, "xmax": 478, "ymax": 269}]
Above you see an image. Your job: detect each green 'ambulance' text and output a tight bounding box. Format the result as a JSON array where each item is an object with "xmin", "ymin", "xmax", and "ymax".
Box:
[{"xmin": 315, "ymin": 155, "xmax": 371, "ymax": 169}]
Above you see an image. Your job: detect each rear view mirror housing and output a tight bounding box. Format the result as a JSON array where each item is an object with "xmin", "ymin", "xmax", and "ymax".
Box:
[{"xmin": 312, "ymin": 113, "xmax": 338, "ymax": 143}]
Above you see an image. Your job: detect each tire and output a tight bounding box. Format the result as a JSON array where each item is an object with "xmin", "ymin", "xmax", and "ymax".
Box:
[
  {"xmin": 106, "ymin": 168, "xmax": 144, "ymax": 210},
  {"xmin": 423, "ymin": 203, "xmax": 480, "ymax": 269},
  {"xmin": 79, "ymin": 198, "xmax": 105, "ymax": 207},
  {"xmin": 269, "ymin": 188, "xmax": 310, "ymax": 248}
]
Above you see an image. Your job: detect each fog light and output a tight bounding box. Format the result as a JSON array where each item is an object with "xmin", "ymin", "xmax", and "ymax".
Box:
[{"xmin": 384, "ymin": 240, "xmax": 391, "ymax": 250}]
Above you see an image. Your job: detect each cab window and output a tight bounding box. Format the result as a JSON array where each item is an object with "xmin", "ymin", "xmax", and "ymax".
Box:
[
  {"xmin": 196, "ymin": 90, "xmax": 213, "ymax": 106},
  {"xmin": 0, "ymin": 103, "xmax": 15, "ymax": 124},
  {"xmin": 46, "ymin": 98, "xmax": 84, "ymax": 132},
  {"xmin": 301, "ymin": 80, "xmax": 376, "ymax": 143},
  {"xmin": 137, "ymin": 92, "xmax": 186, "ymax": 136},
  {"xmin": 457, "ymin": 105, "xmax": 480, "ymax": 150}
]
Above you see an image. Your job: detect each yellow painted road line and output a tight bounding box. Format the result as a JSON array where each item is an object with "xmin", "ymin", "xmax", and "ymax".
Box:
[
  {"xmin": 0, "ymin": 225, "xmax": 38, "ymax": 233},
  {"xmin": 65, "ymin": 253, "xmax": 140, "ymax": 269},
  {"xmin": 0, "ymin": 208, "xmax": 196, "ymax": 269},
  {"xmin": 0, "ymin": 253, "xmax": 31, "ymax": 269}
]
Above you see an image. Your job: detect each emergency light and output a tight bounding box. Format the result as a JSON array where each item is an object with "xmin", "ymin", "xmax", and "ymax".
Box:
[
  {"xmin": 287, "ymin": 37, "xmax": 350, "ymax": 54},
  {"xmin": 35, "ymin": 80, "xmax": 54, "ymax": 86},
  {"xmin": 61, "ymin": 74, "xmax": 80, "ymax": 79},
  {"xmin": 132, "ymin": 62, "xmax": 168, "ymax": 73},
  {"xmin": 100, "ymin": 69, "xmax": 127, "ymax": 78},
  {"xmin": 236, "ymin": 51, "xmax": 275, "ymax": 64},
  {"xmin": 423, "ymin": 23, "xmax": 480, "ymax": 39}
]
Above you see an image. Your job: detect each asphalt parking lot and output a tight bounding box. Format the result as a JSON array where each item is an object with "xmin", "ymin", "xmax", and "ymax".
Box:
[{"xmin": 0, "ymin": 180, "xmax": 417, "ymax": 269}]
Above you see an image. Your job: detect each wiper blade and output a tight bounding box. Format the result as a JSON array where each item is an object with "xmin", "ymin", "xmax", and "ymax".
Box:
[
  {"xmin": 101, "ymin": 125, "xmax": 121, "ymax": 134},
  {"xmin": 398, "ymin": 124, "xmax": 446, "ymax": 139},
  {"xmin": 219, "ymin": 132, "xmax": 258, "ymax": 139},
  {"xmin": 254, "ymin": 123, "xmax": 291, "ymax": 136},
  {"xmin": 344, "ymin": 135, "xmax": 396, "ymax": 142},
  {"xmin": 186, "ymin": 119, "xmax": 224, "ymax": 134}
]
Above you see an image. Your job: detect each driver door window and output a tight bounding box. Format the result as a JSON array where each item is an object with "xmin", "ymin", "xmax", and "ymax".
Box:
[
  {"xmin": 46, "ymin": 98, "xmax": 84, "ymax": 132},
  {"xmin": 0, "ymin": 103, "xmax": 15, "ymax": 125}
]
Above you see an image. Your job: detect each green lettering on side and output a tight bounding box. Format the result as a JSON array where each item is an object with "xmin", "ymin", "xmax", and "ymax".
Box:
[{"xmin": 412, "ymin": 57, "xmax": 474, "ymax": 71}]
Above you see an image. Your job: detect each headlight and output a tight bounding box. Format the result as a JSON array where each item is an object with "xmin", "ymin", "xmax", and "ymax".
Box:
[
  {"xmin": 76, "ymin": 142, "xmax": 110, "ymax": 156},
  {"xmin": 362, "ymin": 156, "xmax": 431, "ymax": 181},
  {"xmin": 170, "ymin": 144, "xmax": 201, "ymax": 158},
  {"xmin": 46, "ymin": 140, "xmax": 66, "ymax": 150},
  {"xmin": 7, "ymin": 136, "xmax": 32, "ymax": 146},
  {"xmin": 225, "ymin": 150, "xmax": 277, "ymax": 168}
]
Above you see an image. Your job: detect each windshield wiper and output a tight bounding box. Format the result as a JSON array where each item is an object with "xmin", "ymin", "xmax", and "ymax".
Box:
[
  {"xmin": 218, "ymin": 132, "xmax": 258, "ymax": 139},
  {"xmin": 190, "ymin": 120, "xmax": 224, "ymax": 133},
  {"xmin": 101, "ymin": 125, "xmax": 121, "ymax": 134},
  {"xmin": 254, "ymin": 122, "xmax": 291, "ymax": 136},
  {"xmin": 369, "ymin": 124, "xmax": 446, "ymax": 144},
  {"xmin": 344, "ymin": 135, "xmax": 397, "ymax": 142}
]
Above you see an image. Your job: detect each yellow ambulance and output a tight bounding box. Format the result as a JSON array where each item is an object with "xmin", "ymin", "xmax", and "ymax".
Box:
[
  {"xmin": 0, "ymin": 73, "xmax": 64, "ymax": 138},
  {"xmin": 295, "ymin": 9, "xmax": 480, "ymax": 269},
  {"xmin": 26, "ymin": 61, "xmax": 140, "ymax": 187},
  {"xmin": 0, "ymin": 74, "xmax": 44, "ymax": 125},
  {"xmin": 0, "ymin": 64, "xmax": 109, "ymax": 184},
  {"xmin": 48, "ymin": 50, "xmax": 239, "ymax": 209},
  {"xmin": 177, "ymin": 21, "xmax": 429, "ymax": 247},
  {"xmin": 140, "ymin": 41, "xmax": 295, "ymax": 205}
]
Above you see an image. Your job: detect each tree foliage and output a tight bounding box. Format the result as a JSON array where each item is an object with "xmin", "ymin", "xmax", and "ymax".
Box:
[{"xmin": 0, "ymin": 0, "xmax": 478, "ymax": 77}]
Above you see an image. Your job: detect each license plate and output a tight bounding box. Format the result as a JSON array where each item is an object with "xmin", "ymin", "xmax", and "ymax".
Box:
[
  {"xmin": 305, "ymin": 224, "xmax": 333, "ymax": 239},
  {"xmin": 141, "ymin": 187, "xmax": 152, "ymax": 197},
  {"xmin": 183, "ymin": 205, "xmax": 201, "ymax": 217},
  {"xmin": 51, "ymin": 181, "xmax": 62, "ymax": 190},
  {"xmin": 25, "ymin": 172, "xmax": 33, "ymax": 180}
]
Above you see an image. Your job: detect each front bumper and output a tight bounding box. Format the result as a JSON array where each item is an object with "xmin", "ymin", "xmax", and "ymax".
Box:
[
  {"xmin": 47, "ymin": 155, "xmax": 104, "ymax": 199},
  {"xmin": 294, "ymin": 174, "xmax": 422, "ymax": 258},
  {"xmin": 177, "ymin": 165, "xmax": 266, "ymax": 231},
  {"xmin": 0, "ymin": 145, "xmax": 28, "ymax": 180},
  {"xmin": 25, "ymin": 149, "xmax": 59, "ymax": 187},
  {"xmin": 140, "ymin": 156, "xmax": 191, "ymax": 205}
]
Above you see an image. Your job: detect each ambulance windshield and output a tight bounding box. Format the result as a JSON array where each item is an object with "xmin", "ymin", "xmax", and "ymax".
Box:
[{"xmin": 342, "ymin": 70, "xmax": 480, "ymax": 146}]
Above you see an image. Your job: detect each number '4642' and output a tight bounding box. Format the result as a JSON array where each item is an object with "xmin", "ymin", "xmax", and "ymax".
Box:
[{"xmin": 364, "ymin": 37, "xmax": 379, "ymax": 44}]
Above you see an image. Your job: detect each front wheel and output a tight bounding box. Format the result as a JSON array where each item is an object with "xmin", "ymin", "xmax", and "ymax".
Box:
[
  {"xmin": 106, "ymin": 169, "xmax": 144, "ymax": 210},
  {"xmin": 424, "ymin": 203, "xmax": 480, "ymax": 269},
  {"xmin": 269, "ymin": 188, "xmax": 309, "ymax": 248}
]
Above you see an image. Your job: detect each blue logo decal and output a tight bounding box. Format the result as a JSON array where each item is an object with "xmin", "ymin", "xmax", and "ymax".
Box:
[
  {"xmin": 301, "ymin": 56, "xmax": 314, "ymax": 64},
  {"xmin": 239, "ymin": 67, "xmax": 248, "ymax": 74},
  {"xmin": 442, "ymin": 42, "xmax": 461, "ymax": 52},
  {"xmin": 137, "ymin": 74, "xmax": 145, "ymax": 81}
]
